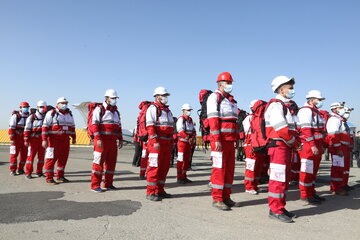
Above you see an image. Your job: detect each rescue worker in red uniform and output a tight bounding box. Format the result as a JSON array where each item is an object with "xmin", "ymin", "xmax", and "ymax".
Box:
[
  {"xmin": 243, "ymin": 100, "xmax": 265, "ymax": 195},
  {"xmin": 343, "ymin": 105, "xmax": 355, "ymax": 191},
  {"xmin": 90, "ymin": 89, "xmax": 123, "ymax": 193},
  {"xmin": 265, "ymin": 76, "xmax": 301, "ymax": 223},
  {"xmin": 326, "ymin": 102, "xmax": 351, "ymax": 195},
  {"xmin": 176, "ymin": 104, "xmax": 196, "ymax": 184},
  {"xmin": 42, "ymin": 97, "xmax": 76, "ymax": 184},
  {"xmin": 207, "ymin": 72, "xmax": 241, "ymax": 210},
  {"xmin": 146, "ymin": 87, "xmax": 174, "ymax": 201},
  {"xmin": 297, "ymin": 90, "xmax": 326, "ymax": 204},
  {"xmin": 9, "ymin": 102, "xmax": 30, "ymax": 176},
  {"xmin": 24, "ymin": 100, "xmax": 47, "ymax": 179}
]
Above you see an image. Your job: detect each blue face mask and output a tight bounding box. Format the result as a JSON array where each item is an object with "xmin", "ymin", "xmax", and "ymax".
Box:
[
  {"xmin": 60, "ymin": 104, "xmax": 68, "ymax": 110},
  {"xmin": 109, "ymin": 99, "xmax": 117, "ymax": 106},
  {"xmin": 286, "ymin": 89, "xmax": 295, "ymax": 99},
  {"xmin": 22, "ymin": 107, "xmax": 29, "ymax": 113},
  {"xmin": 315, "ymin": 100, "xmax": 323, "ymax": 109}
]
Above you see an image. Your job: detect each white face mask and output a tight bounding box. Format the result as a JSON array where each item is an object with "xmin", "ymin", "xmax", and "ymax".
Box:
[
  {"xmin": 343, "ymin": 113, "xmax": 350, "ymax": 119},
  {"xmin": 315, "ymin": 100, "xmax": 323, "ymax": 109},
  {"xmin": 185, "ymin": 111, "xmax": 191, "ymax": 116},
  {"xmin": 160, "ymin": 96, "xmax": 168, "ymax": 105},
  {"xmin": 223, "ymin": 84, "xmax": 233, "ymax": 93},
  {"xmin": 338, "ymin": 108, "xmax": 345, "ymax": 116},
  {"xmin": 38, "ymin": 108, "xmax": 45, "ymax": 114},
  {"xmin": 286, "ymin": 89, "xmax": 295, "ymax": 99},
  {"xmin": 109, "ymin": 98, "xmax": 117, "ymax": 106}
]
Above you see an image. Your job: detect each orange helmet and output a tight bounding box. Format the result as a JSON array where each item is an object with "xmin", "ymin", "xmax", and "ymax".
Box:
[
  {"xmin": 20, "ymin": 102, "xmax": 30, "ymax": 107},
  {"xmin": 216, "ymin": 72, "xmax": 233, "ymax": 82}
]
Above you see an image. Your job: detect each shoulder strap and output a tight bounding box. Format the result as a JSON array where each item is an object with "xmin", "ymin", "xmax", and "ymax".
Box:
[{"xmin": 214, "ymin": 92, "xmax": 225, "ymax": 112}]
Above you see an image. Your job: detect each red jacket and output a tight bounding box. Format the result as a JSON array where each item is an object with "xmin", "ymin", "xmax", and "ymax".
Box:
[
  {"xmin": 42, "ymin": 108, "xmax": 76, "ymax": 141},
  {"xmin": 90, "ymin": 102, "xmax": 123, "ymax": 141},
  {"xmin": 146, "ymin": 101, "xmax": 174, "ymax": 144},
  {"xmin": 206, "ymin": 89, "xmax": 239, "ymax": 142}
]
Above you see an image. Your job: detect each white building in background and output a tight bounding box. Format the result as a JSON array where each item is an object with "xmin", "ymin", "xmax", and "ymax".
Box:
[{"xmin": 72, "ymin": 102, "xmax": 134, "ymax": 143}]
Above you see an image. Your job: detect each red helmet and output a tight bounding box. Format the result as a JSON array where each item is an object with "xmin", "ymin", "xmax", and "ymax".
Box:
[
  {"xmin": 20, "ymin": 102, "xmax": 30, "ymax": 107},
  {"xmin": 216, "ymin": 72, "xmax": 233, "ymax": 82}
]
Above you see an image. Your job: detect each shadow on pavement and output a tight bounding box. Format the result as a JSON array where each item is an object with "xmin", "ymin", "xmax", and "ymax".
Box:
[{"xmin": 0, "ymin": 191, "xmax": 142, "ymax": 224}]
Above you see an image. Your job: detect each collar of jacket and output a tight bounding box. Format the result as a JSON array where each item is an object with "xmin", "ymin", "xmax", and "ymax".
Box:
[
  {"xmin": 56, "ymin": 107, "xmax": 69, "ymax": 115},
  {"xmin": 154, "ymin": 100, "xmax": 169, "ymax": 110},
  {"xmin": 276, "ymin": 94, "xmax": 291, "ymax": 103},
  {"xmin": 330, "ymin": 112, "xmax": 346, "ymax": 122},
  {"xmin": 215, "ymin": 89, "xmax": 236, "ymax": 103}
]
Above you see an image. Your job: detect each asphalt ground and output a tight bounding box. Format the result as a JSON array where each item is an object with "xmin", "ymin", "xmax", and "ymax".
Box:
[{"xmin": 0, "ymin": 145, "xmax": 359, "ymax": 240}]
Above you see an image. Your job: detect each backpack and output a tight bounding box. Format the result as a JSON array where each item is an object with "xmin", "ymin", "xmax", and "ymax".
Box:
[
  {"xmin": 11, "ymin": 110, "xmax": 28, "ymax": 125},
  {"xmin": 237, "ymin": 109, "xmax": 248, "ymax": 140},
  {"xmin": 87, "ymin": 103, "xmax": 105, "ymax": 139},
  {"xmin": 197, "ymin": 90, "xmax": 224, "ymax": 143},
  {"xmin": 135, "ymin": 101, "xmax": 161, "ymax": 142},
  {"xmin": 249, "ymin": 99, "xmax": 287, "ymax": 153}
]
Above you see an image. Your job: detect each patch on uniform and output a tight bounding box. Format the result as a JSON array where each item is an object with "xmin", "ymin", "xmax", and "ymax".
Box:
[
  {"xmin": 332, "ymin": 155, "xmax": 344, "ymax": 167},
  {"xmin": 300, "ymin": 159, "xmax": 314, "ymax": 174},
  {"xmin": 27, "ymin": 147, "xmax": 32, "ymax": 157},
  {"xmin": 245, "ymin": 158, "xmax": 256, "ymax": 171},
  {"xmin": 10, "ymin": 145, "xmax": 16, "ymax": 155},
  {"xmin": 45, "ymin": 147, "xmax": 54, "ymax": 159},
  {"xmin": 177, "ymin": 152, "xmax": 184, "ymax": 162},
  {"xmin": 93, "ymin": 151, "xmax": 102, "ymax": 164},
  {"xmin": 148, "ymin": 153, "xmax": 159, "ymax": 167},
  {"xmin": 269, "ymin": 163, "xmax": 286, "ymax": 182},
  {"xmin": 211, "ymin": 151, "xmax": 223, "ymax": 168}
]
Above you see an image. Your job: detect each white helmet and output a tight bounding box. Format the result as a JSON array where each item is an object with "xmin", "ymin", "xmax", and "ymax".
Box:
[
  {"xmin": 181, "ymin": 104, "xmax": 192, "ymax": 110},
  {"xmin": 104, "ymin": 89, "xmax": 118, "ymax": 98},
  {"xmin": 344, "ymin": 105, "xmax": 354, "ymax": 113},
  {"xmin": 37, "ymin": 100, "xmax": 47, "ymax": 107},
  {"xmin": 153, "ymin": 86, "xmax": 170, "ymax": 97},
  {"xmin": 249, "ymin": 100, "xmax": 258, "ymax": 109},
  {"xmin": 57, "ymin": 97, "xmax": 68, "ymax": 104},
  {"xmin": 306, "ymin": 90, "xmax": 325, "ymax": 100},
  {"xmin": 271, "ymin": 76, "xmax": 295, "ymax": 93},
  {"xmin": 330, "ymin": 102, "xmax": 344, "ymax": 110}
]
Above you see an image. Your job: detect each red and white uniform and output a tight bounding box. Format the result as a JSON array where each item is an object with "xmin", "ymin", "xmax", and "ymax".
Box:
[
  {"xmin": 146, "ymin": 101, "xmax": 174, "ymax": 196},
  {"xmin": 265, "ymin": 95, "xmax": 299, "ymax": 214},
  {"xmin": 140, "ymin": 142, "xmax": 148, "ymax": 178},
  {"xmin": 297, "ymin": 103, "xmax": 325, "ymax": 198},
  {"xmin": 24, "ymin": 111, "xmax": 46, "ymax": 175},
  {"xmin": 90, "ymin": 102, "xmax": 123, "ymax": 189},
  {"xmin": 176, "ymin": 115, "xmax": 196, "ymax": 180},
  {"xmin": 8, "ymin": 112, "xmax": 29, "ymax": 172},
  {"xmin": 207, "ymin": 89, "xmax": 239, "ymax": 202},
  {"xmin": 243, "ymin": 114, "xmax": 265, "ymax": 191},
  {"xmin": 326, "ymin": 113, "xmax": 350, "ymax": 191},
  {"xmin": 42, "ymin": 108, "xmax": 76, "ymax": 181}
]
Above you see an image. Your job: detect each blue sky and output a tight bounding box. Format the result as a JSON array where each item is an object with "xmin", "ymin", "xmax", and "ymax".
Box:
[{"xmin": 1, "ymin": 0, "xmax": 359, "ymax": 131}]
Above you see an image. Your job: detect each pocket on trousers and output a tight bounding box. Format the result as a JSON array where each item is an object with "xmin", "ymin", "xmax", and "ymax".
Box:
[
  {"xmin": 10, "ymin": 145, "xmax": 16, "ymax": 155},
  {"xmin": 148, "ymin": 153, "xmax": 159, "ymax": 167},
  {"xmin": 211, "ymin": 151, "xmax": 223, "ymax": 168},
  {"xmin": 93, "ymin": 151, "xmax": 102, "ymax": 164},
  {"xmin": 269, "ymin": 163, "xmax": 286, "ymax": 182},
  {"xmin": 300, "ymin": 159, "xmax": 314, "ymax": 174},
  {"xmin": 245, "ymin": 158, "xmax": 256, "ymax": 171},
  {"xmin": 177, "ymin": 152, "xmax": 184, "ymax": 162},
  {"xmin": 45, "ymin": 147, "xmax": 54, "ymax": 159}
]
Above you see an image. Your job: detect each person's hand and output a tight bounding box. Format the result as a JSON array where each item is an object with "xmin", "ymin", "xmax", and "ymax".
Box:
[
  {"xmin": 72, "ymin": 138, "xmax": 76, "ymax": 145},
  {"xmin": 97, "ymin": 139, "xmax": 103, "ymax": 149},
  {"xmin": 235, "ymin": 140, "xmax": 240, "ymax": 148},
  {"xmin": 153, "ymin": 143, "xmax": 160, "ymax": 150},
  {"xmin": 295, "ymin": 144, "xmax": 303, "ymax": 151},
  {"xmin": 10, "ymin": 140, "xmax": 15, "ymax": 145},
  {"xmin": 215, "ymin": 141, "xmax": 222, "ymax": 151},
  {"xmin": 118, "ymin": 140, "xmax": 123, "ymax": 149},
  {"xmin": 24, "ymin": 142, "xmax": 29, "ymax": 147},
  {"xmin": 42, "ymin": 140, "xmax": 48, "ymax": 149},
  {"xmin": 311, "ymin": 146, "xmax": 319, "ymax": 155}
]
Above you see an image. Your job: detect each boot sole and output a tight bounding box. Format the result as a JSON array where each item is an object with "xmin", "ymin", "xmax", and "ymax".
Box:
[{"xmin": 268, "ymin": 214, "xmax": 294, "ymax": 223}]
